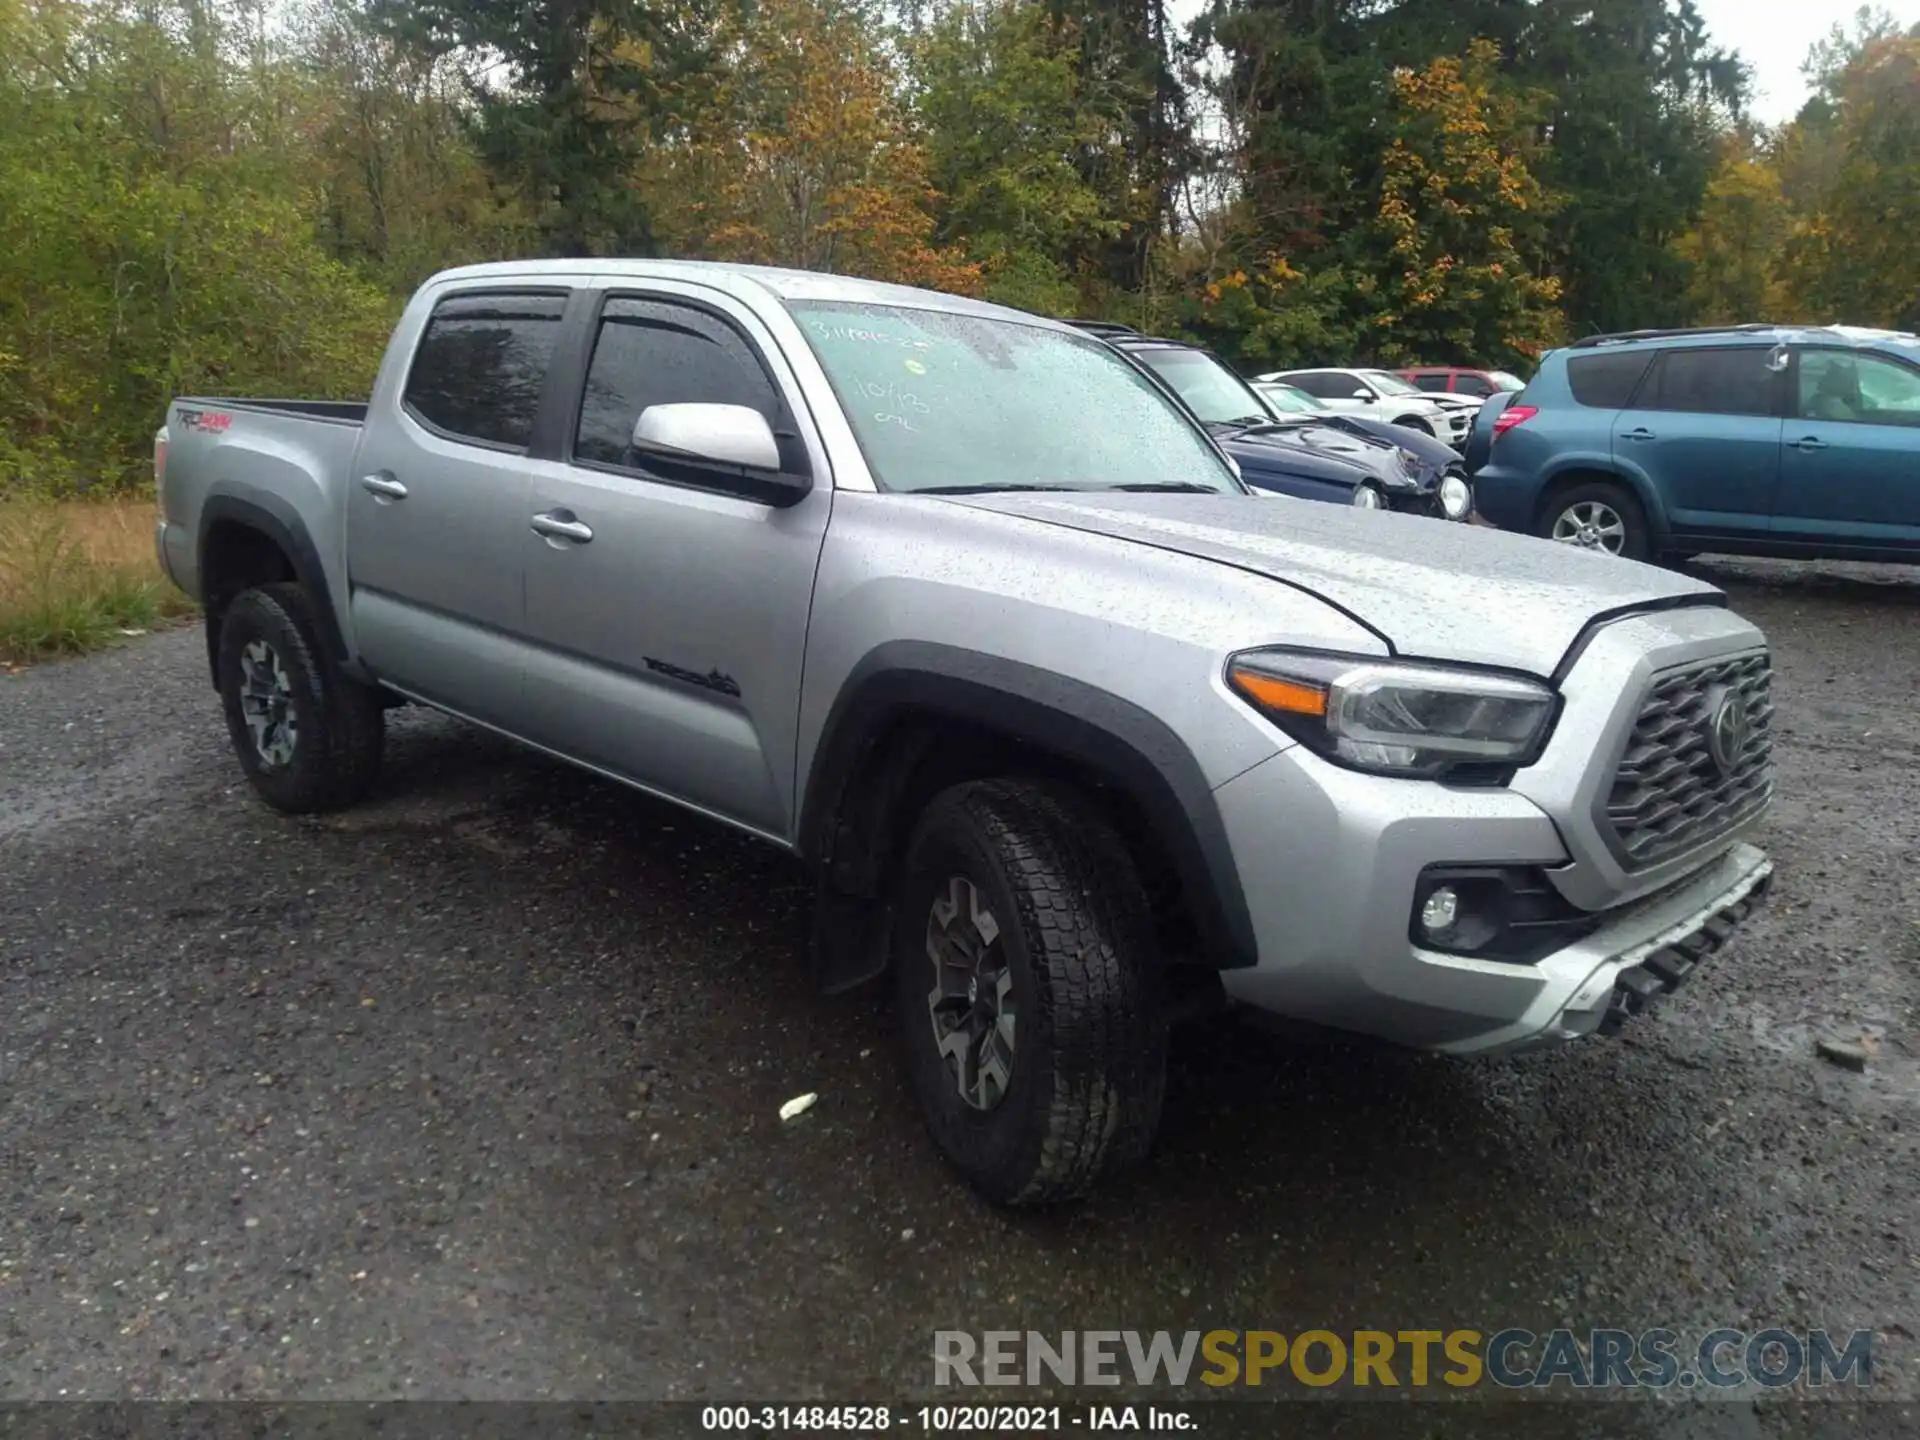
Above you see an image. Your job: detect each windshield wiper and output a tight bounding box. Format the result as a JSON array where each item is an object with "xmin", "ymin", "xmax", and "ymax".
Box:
[
  {"xmin": 1109, "ymin": 481, "xmax": 1225, "ymax": 493},
  {"xmin": 912, "ymin": 483, "xmax": 1081, "ymax": 495}
]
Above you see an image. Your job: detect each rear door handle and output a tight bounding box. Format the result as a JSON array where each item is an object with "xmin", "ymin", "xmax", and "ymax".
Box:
[
  {"xmin": 1620, "ymin": 427, "xmax": 1655, "ymax": 442},
  {"xmin": 360, "ymin": 474, "xmax": 408, "ymax": 501},
  {"xmin": 1790, "ymin": 435, "xmax": 1829, "ymax": 452},
  {"xmin": 530, "ymin": 510, "xmax": 594, "ymax": 545}
]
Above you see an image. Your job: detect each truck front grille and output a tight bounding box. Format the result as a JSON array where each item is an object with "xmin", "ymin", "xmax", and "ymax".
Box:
[{"xmin": 1602, "ymin": 650, "xmax": 1774, "ymax": 870}]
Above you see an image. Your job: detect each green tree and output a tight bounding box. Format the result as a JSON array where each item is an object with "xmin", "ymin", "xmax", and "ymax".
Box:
[
  {"xmin": 1201, "ymin": 0, "xmax": 1746, "ymax": 339},
  {"xmin": 653, "ymin": 0, "xmax": 979, "ymax": 290},
  {"xmin": 376, "ymin": 0, "xmax": 714, "ymax": 256},
  {"xmin": 1672, "ymin": 141, "xmax": 1792, "ymax": 323},
  {"xmin": 0, "ymin": 0, "xmax": 394, "ymax": 492},
  {"xmin": 1781, "ymin": 33, "xmax": 1920, "ymax": 327},
  {"xmin": 911, "ymin": 1, "xmax": 1125, "ymax": 312},
  {"xmin": 295, "ymin": 0, "xmax": 536, "ymax": 290}
]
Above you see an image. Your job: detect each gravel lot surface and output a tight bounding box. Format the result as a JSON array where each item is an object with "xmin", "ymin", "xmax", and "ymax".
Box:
[{"xmin": 1, "ymin": 556, "xmax": 1916, "ymax": 1437}]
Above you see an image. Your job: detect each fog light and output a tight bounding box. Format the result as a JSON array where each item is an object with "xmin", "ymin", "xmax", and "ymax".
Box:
[{"xmin": 1420, "ymin": 885, "xmax": 1460, "ymax": 935}]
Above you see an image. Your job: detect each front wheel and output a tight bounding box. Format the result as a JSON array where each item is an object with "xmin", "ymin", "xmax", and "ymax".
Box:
[
  {"xmin": 1393, "ymin": 414, "xmax": 1436, "ymax": 437},
  {"xmin": 1539, "ymin": 481, "xmax": 1650, "ymax": 561},
  {"xmin": 217, "ymin": 583, "xmax": 384, "ymax": 813},
  {"xmin": 892, "ymin": 780, "xmax": 1166, "ymax": 1207}
]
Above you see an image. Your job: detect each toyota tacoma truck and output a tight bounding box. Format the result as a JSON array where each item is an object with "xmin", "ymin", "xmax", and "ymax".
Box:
[{"xmin": 154, "ymin": 260, "xmax": 1775, "ymax": 1206}]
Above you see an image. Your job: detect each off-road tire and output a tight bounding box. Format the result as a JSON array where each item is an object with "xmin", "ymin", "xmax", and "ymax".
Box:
[
  {"xmin": 217, "ymin": 583, "xmax": 384, "ymax": 814},
  {"xmin": 1539, "ymin": 479, "xmax": 1651, "ymax": 562},
  {"xmin": 892, "ymin": 779, "xmax": 1166, "ymax": 1207}
]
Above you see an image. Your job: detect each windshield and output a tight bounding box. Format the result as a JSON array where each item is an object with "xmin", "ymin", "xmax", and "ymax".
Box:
[
  {"xmin": 1127, "ymin": 347, "xmax": 1275, "ymax": 427},
  {"xmin": 789, "ymin": 302, "xmax": 1243, "ymax": 494},
  {"xmin": 1489, "ymin": 371, "xmax": 1527, "ymax": 391},
  {"xmin": 1362, "ymin": 370, "xmax": 1422, "ymax": 397},
  {"xmin": 1254, "ymin": 383, "xmax": 1324, "ymax": 415}
]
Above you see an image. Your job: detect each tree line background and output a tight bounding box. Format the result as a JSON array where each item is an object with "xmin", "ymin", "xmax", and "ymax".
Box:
[{"xmin": 0, "ymin": 0, "xmax": 1915, "ymax": 494}]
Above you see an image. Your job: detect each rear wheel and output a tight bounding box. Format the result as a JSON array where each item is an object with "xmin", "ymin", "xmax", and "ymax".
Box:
[
  {"xmin": 892, "ymin": 780, "xmax": 1166, "ymax": 1207},
  {"xmin": 1539, "ymin": 481, "xmax": 1650, "ymax": 561},
  {"xmin": 217, "ymin": 583, "xmax": 384, "ymax": 813}
]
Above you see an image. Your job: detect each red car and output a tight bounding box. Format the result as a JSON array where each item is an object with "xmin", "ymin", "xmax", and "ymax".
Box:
[{"xmin": 1398, "ymin": 366, "xmax": 1529, "ymax": 398}]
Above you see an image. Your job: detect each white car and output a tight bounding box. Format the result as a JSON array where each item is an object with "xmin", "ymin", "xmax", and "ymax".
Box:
[{"xmin": 1257, "ymin": 367, "xmax": 1473, "ymax": 449}]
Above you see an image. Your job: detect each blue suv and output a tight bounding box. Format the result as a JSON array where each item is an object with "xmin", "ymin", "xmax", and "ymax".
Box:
[{"xmin": 1466, "ymin": 324, "xmax": 1920, "ymax": 563}]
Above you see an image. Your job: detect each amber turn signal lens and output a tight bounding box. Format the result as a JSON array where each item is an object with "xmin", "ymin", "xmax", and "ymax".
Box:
[{"xmin": 1228, "ymin": 666, "xmax": 1328, "ymax": 717}]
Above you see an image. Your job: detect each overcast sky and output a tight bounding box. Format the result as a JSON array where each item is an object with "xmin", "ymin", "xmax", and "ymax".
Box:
[
  {"xmin": 1164, "ymin": 1, "xmax": 1920, "ymax": 128},
  {"xmin": 1700, "ymin": 0, "xmax": 1919, "ymax": 122}
]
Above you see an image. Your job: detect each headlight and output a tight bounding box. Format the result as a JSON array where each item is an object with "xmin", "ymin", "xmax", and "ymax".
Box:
[
  {"xmin": 1225, "ymin": 648, "xmax": 1557, "ymax": 778},
  {"xmin": 1439, "ymin": 473, "xmax": 1472, "ymax": 519},
  {"xmin": 1351, "ymin": 483, "xmax": 1384, "ymax": 510}
]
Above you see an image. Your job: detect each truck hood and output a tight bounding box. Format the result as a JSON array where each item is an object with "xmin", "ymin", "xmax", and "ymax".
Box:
[{"xmin": 950, "ymin": 492, "xmax": 1722, "ymax": 676}]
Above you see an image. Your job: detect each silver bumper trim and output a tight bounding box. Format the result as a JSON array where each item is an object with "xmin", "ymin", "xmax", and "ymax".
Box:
[{"xmin": 1438, "ymin": 842, "xmax": 1773, "ymax": 1057}]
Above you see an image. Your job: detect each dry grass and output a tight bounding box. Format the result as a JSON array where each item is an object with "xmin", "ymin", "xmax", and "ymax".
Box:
[{"xmin": 0, "ymin": 497, "xmax": 198, "ymax": 664}]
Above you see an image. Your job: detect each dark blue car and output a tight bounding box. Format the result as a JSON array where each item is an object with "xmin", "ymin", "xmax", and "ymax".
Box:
[{"xmin": 1467, "ymin": 324, "xmax": 1920, "ymax": 562}]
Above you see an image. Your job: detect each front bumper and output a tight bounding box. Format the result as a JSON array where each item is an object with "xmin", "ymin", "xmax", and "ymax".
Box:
[
  {"xmin": 1211, "ymin": 731, "xmax": 1773, "ymax": 1055},
  {"xmin": 1209, "ymin": 606, "xmax": 1776, "ymax": 1055},
  {"xmin": 1441, "ymin": 843, "xmax": 1771, "ymax": 1055}
]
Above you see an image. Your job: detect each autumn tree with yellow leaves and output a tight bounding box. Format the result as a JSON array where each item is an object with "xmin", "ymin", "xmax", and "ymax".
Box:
[
  {"xmin": 1183, "ymin": 37, "xmax": 1563, "ymax": 373},
  {"xmin": 1369, "ymin": 40, "xmax": 1564, "ymax": 365},
  {"xmin": 654, "ymin": 0, "xmax": 979, "ymax": 293}
]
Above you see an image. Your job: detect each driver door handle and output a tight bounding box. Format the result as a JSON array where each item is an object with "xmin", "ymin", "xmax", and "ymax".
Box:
[
  {"xmin": 360, "ymin": 474, "xmax": 408, "ymax": 500},
  {"xmin": 530, "ymin": 510, "xmax": 594, "ymax": 544},
  {"xmin": 1790, "ymin": 435, "xmax": 1829, "ymax": 452},
  {"xmin": 1620, "ymin": 427, "xmax": 1656, "ymax": 442}
]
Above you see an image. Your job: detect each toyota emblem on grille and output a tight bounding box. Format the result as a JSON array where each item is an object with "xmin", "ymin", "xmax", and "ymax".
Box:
[{"xmin": 1706, "ymin": 686, "xmax": 1749, "ymax": 776}]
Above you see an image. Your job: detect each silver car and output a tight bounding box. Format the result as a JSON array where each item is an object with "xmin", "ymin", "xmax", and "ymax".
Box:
[{"xmin": 1259, "ymin": 366, "xmax": 1475, "ymax": 448}]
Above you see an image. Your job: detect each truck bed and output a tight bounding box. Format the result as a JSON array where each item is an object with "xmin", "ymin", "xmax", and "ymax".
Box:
[{"xmin": 159, "ymin": 397, "xmax": 373, "ymax": 603}]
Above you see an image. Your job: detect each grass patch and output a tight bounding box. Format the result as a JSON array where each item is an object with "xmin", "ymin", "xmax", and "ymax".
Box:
[{"xmin": 0, "ymin": 497, "xmax": 198, "ymax": 664}]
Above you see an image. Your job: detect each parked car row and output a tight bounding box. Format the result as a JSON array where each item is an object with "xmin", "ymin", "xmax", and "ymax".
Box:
[
  {"xmin": 1464, "ymin": 323, "xmax": 1920, "ymax": 564},
  {"xmin": 1254, "ymin": 367, "xmax": 1476, "ymax": 449},
  {"xmin": 1067, "ymin": 324, "xmax": 1475, "ymax": 522},
  {"xmin": 1399, "ymin": 366, "xmax": 1529, "ymax": 399},
  {"xmin": 1076, "ymin": 315, "xmax": 1916, "ymax": 567}
]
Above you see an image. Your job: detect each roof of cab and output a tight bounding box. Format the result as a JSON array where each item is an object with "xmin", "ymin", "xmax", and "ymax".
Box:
[{"xmin": 424, "ymin": 258, "xmax": 1065, "ymax": 329}]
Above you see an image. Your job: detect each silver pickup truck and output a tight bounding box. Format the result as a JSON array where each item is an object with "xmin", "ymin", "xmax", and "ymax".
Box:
[{"xmin": 155, "ymin": 260, "xmax": 1775, "ymax": 1205}]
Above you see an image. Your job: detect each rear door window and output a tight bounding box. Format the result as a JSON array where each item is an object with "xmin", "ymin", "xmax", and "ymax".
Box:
[
  {"xmin": 1566, "ymin": 351, "xmax": 1655, "ymax": 409},
  {"xmin": 1635, "ymin": 347, "xmax": 1778, "ymax": 417},
  {"xmin": 403, "ymin": 292, "xmax": 567, "ymax": 448}
]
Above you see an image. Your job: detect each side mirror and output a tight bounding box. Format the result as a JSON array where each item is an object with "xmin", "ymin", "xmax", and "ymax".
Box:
[
  {"xmin": 1351, "ymin": 389, "xmax": 1374, "ymax": 402},
  {"xmin": 632, "ymin": 403, "xmax": 782, "ymax": 471}
]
